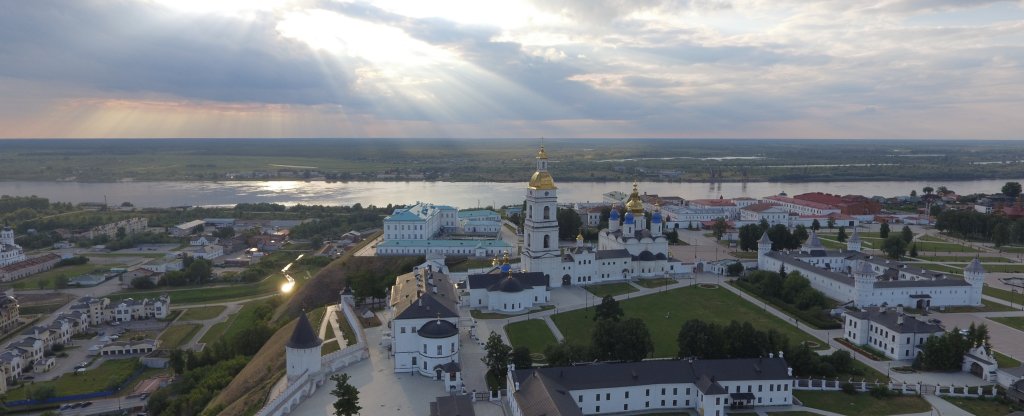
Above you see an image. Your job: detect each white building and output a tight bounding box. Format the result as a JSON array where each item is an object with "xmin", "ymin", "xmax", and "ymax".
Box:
[
  {"xmin": 0, "ymin": 226, "xmax": 26, "ymax": 268},
  {"xmin": 377, "ymin": 203, "xmax": 510, "ymax": 257},
  {"xmin": 757, "ymin": 230, "xmax": 984, "ymax": 309},
  {"xmin": 519, "ymin": 147, "xmax": 689, "ymax": 288},
  {"xmin": 662, "ymin": 206, "xmax": 730, "ymax": 230},
  {"xmin": 843, "ymin": 306, "xmax": 943, "ymax": 360},
  {"xmin": 171, "ymin": 220, "xmax": 206, "ymax": 237},
  {"xmin": 467, "ymin": 267, "xmax": 550, "ymax": 313},
  {"xmin": 388, "ymin": 264, "xmax": 462, "ymax": 386},
  {"xmin": 181, "ymin": 244, "xmax": 224, "ymax": 260},
  {"xmin": 507, "ymin": 357, "xmax": 793, "ymax": 416},
  {"xmin": 69, "ymin": 294, "xmax": 171, "ymax": 324},
  {"xmin": 285, "ymin": 313, "xmax": 322, "ymax": 382}
]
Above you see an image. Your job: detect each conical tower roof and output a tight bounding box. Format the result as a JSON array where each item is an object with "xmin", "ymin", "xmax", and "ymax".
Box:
[
  {"xmin": 847, "ymin": 227, "xmax": 861, "ymax": 243},
  {"xmin": 287, "ymin": 312, "xmax": 322, "ymax": 349},
  {"xmin": 805, "ymin": 231, "xmax": 824, "ymax": 249},
  {"xmin": 758, "ymin": 231, "xmax": 772, "ymax": 244},
  {"xmin": 965, "ymin": 257, "xmax": 985, "ymax": 274}
]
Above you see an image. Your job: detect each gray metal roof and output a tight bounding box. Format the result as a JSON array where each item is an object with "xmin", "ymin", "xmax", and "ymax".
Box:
[
  {"xmin": 844, "ymin": 307, "xmax": 944, "ymax": 334},
  {"xmin": 286, "ymin": 313, "xmax": 322, "ymax": 349},
  {"xmin": 514, "ymin": 357, "xmax": 790, "ymax": 392},
  {"xmin": 595, "ymin": 249, "xmax": 631, "ymax": 260},
  {"xmin": 514, "ymin": 370, "xmax": 584, "ymax": 416},
  {"xmin": 467, "ymin": 272, "xmax": 548, "ymax": 291},
  {"xmin": 965, "ymin": 257, "xmax": 985, "ymax": 274},
  {"xmin": 429, "ymin": 395, "xmax": 476, "ymax": 416}
]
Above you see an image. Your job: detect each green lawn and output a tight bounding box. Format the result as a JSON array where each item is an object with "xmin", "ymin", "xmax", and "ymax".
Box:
[
  {"xmin": 634, "ymin": 278, "xmax": 677, "ymax": 288},
  {"xmin": 979, "ymin": 264, "xmax": 1024, "ymax": 273},
  {"xmin": 983, "ymin": 286, "xmax": 1024, "ymax": 306},
  {"xmin": 991, "ymin": 316, "xmax": 1024, "ymax": 333},
  {"xmin": 943, "ymin": 396, "xmax": 1020, "ymax": 416},
  {"xmin": 551, "ymin": 286, "xmax": 822, "ymax": 358},
  {"xmin": 471, "ymin": 305, "xmax": 555, "ymax": 319},
  {"xmin": 201, "ymin": 321, "xmax": 230, "ymax": 344},
  {"xmin": 916, "ymin": 255, "xmax": 1012, "ymax": 263},
  {"xmin": 994, "ymin": 350, "xmax": 1021, "ymax": 368},
  {"xmin": 505, "ymin": 319, "xmax": 558, "ymax": 357},
  {"xmin": 159, "ymin": 323, "xmax": 202, "ymax": 348},
  {"xmin": 940, "ymin": 299, "xmax": 1016, "ymax": 313},
  {"xmin": 5, "ymin": 358, "xmax": 140, "ymax": 401},
  {"xmin": 179, "ymin": 305, "xmax": 227, "ymax": 321},
  {"xmin": 448, "ymin": 258, "xmax": 498, "ymax": 272},
  {"xmin": 585, "ymin": 282, "xmax": 639, "ymax": 298},
  {"xmin": 6, "ymin": 263, "xmax": 111, "ymax": 290},
  {"xmin": 917, "ymin": 234, "xmax": 947, "ymax": 242},
  {"xmin": 335, "ymin": 310, "xmax": 357, "ymax": 347},
  {"xmin": 999, "ymin": 246, "xmax": 1024, "ymax": 253},
  {"xmin": 912, "ymin": 241, "xmax": 978, "ymax": 253},
  {"xmin": 794, "ymin": 391, "xmax": 931, "ymax": 416}
]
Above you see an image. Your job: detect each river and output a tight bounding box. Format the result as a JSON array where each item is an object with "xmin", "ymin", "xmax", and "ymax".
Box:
[{"xmin": 0, "ymin": 179, "xmax": 1019, "ymax": 208}]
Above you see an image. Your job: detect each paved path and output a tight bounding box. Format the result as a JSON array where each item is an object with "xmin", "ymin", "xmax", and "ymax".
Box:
[{"xmin": 923, "ymin": 394, "xmax": 973, "ymax": 416}]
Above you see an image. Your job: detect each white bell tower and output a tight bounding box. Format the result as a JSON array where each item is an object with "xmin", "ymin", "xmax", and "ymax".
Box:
[{"xmin": 521, "ymin": 146, "xmax": 562, "ymax": 286}]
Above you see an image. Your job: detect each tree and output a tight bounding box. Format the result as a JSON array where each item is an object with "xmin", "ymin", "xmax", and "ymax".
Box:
[
  {"xmin": 594, "ymin": 295, "xmax": 624, "ymax": 322},
  {"xmin": 131, "ymin": 276, "xmax": 156, "ymax": 289},
  {"xmin": 792, "ymin": 225, "xmax": 809, "ymax": 244},
  {"xmin": 910, "ymin": 190, "xmax": 917, "ymax": 197},
  {"xmin": 937, "ymin": 186, "xmax": 951, "ymax": 195},
  {"xmin": 836, "ymin": 227, "xmax": 847, "ymax": 243},
  {"xmin": 993, "ymin": 223, "xmax": 1010, "ymax": 247},
  {"xmin": 826, "ymin": 216, "xmax": 835, "ymax": 230},
  {"xmin": 614, "ymin": 318, "xmax": 654, "ymax": 362},
  {"xmin": 115, "ymin": 226, "xmax": 127, "ymax": 240},
  {"xmin": 883, "ymin": 235, "xmax": 907, "ymax": 259},
  {"xmin": 909, "ymin": 244, "xmax": 918, "ymax": 257},
  {"xmin": 52, "ymin": 275, "xmax": 69, "ymax": 289},
  {"xmin": 677, "ymin": 319, "xmax": 723, "ymax": 359},
  {"xmin": 544, "ymin": 342, "xmax": 590, "ymax": 367},
  {"xmin": 711, "ymin": 218, "xmax": 727, "ymax": 241},
  {"xmin": 557, "ymin": 208, "xmax": 583, "ymax": 241},
  {"xmin": 810, "ymin": 219, "xmax": 820, "ymax": 231},
  {"xmin": 1002, "ymin": 182, "xmax": 1022, "ymax": 198},
  {"xmin": 738, "ymin": 224, "xmax": 761, "ymax": 251},
  {"xmin": 511, "ymin": 346, "xmax": 533, "ymax": 369},
  {"xmin": 901, "ymin": 225, "xmax": 914, "ymax": 244},
  {"xmin": 482, "ymin": 331, "xmax": 512, "ymax": 381},
  {"xmin": 879, "ymin": 222, "xmax": 890, "ymax": 239},
  {"xmin": 923, "ymin": 186, "xmax": 934, "ymax": 195},
  {"xmin": 330, "ymin": 373, "xmax": 361, "ymax": 416},
  {"xmin": 726, "ymin": 262, "xmax": 744, "ymax": 277},
  {"xmin": 212, "ymin": 226, "xmax": 235, "ymax": 239}
]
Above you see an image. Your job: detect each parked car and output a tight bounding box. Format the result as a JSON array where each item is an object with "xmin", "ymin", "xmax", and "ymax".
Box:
[{"xmin": 82, "ymin": 401, "xmax": 93, "ymax": 407}]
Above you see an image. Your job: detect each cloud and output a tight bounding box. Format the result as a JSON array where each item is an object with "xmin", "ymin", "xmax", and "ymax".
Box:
[{"xmin": 0, "ymin": 0, "xmax": 1022, "ymax": 138}]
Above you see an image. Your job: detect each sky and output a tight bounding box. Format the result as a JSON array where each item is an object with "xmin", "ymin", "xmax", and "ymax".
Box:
[{"xmin": 1, "ymin": 0, "xmax": 1023, "ymax": 139}]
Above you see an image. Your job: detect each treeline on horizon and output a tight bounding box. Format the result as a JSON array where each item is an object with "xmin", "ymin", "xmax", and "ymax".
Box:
[{"xmin": 2, "ymin": 138, "xmax": 1024, "ymax": 183}]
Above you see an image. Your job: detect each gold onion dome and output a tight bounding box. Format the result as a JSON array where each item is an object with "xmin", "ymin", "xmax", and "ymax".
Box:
[
  {"xmin": 529, "ymin": 171, "xmax": 557, "ymax": 190},
  {"xmin": 625, "ymin": 181, "xmax": 644, "ymax": 214},
  {"xmin": 537, "ymin": 145, "xmax": 549, "ymax": 159},
  {"xmin": 576, "ymin": 231, "xmax": 584, "ymax": 242}
]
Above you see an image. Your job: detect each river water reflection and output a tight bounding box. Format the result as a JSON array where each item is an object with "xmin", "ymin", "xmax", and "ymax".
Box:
[{"xmin": 0, "ymin": 179, "xmax": 1019, "ymax": 208}]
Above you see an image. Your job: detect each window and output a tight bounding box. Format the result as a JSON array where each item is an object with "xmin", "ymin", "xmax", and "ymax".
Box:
[
  {"xmin": 412, "ymin": 357, "xmax": 417, "ymax": 366},
  {"xmin": 423, "ymin": 345, "xmax": 427, "ymax": 354},
  {"xmin": 578, "ymin": 395, "xmax": 583, "ymax": 402},
  {"xmin": 716, "ymin": 397, "xmax": 720, "ymax": 405},
  {"xmin": 596, "ymin": 394, "xmax": 600, "ymax": 401},
  {"xmin": 437, "ymin": 345, "xmax": 442, "ymax": 355},
  {"xmin": 543, "ymin": 206, "xmax": 550, "ymax": 220},
  {"xmin": 595, "ymin": 406, "xmax": 600, "ymax": 412},
  {"xmin": 606, "ymin": 393, "xmax": 610, "ymax": 400},
  {"xmin": 401, "ymin": 327, "xmax": 406, "ymax": 333},
  {"xmin": 661, "ymin": 400, "xmax": 665, "ymax": 406},
  {"xmin": 646, "ymin": 389, "xmax": 650, "ymax": 396},
  {"xmin": 661, "ymin": 388, "xmax": 666, "ymax": 395},
  {"xmin": 645, "ymin": 401, "xmax": 650, "ymax": 408},
  {"xmin": 623, "ymin": 404, "xmax": 628, "ymax": 411},
  {"xmin": 758, "ymin": 385, "xmax": 763, "ymax": 392},
  {"xmin": 672, "ymin": 400, "xmax": 677, "ymax": 406},
  {"xmin": 625, "ymin": 391, "xmax": 629, "ymax": 398},
  {"xmin": 544, "ymin": 235, "xmax": 550, "ymax": 248},
  {"xmin": 673, "ymin": 388, "xmax": 677, "ymax": 394}
]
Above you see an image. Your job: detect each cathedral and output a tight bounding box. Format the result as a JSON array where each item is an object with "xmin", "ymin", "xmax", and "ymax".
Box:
[
  {"xmin": 0, "ymin": 226, "xmax": 26, "ymax": 268},
  {"xmin": 519, "ymin": 146, "xmax": 688, "ymax": 288}
]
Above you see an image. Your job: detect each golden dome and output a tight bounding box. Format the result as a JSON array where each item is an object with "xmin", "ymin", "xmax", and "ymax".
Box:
[
  {"xmin": 576, "ymin": 231, "xmax": 584, "ymax": 241},
  {"xmin": 537, "ymin": 145, "xmax": 548, "ymax": 159},
  {"xmin": 529, "ymin": 171, "xmax": 557, "ymax": 190},
  {"xmin": 625, "ymin": 181, "xmax": 644, "ymax": 214}
]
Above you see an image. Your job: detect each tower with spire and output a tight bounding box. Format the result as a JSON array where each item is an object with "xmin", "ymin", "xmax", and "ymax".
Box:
[
  {"xmin": 757, "ymin": 231, "xmax": 773, "ymax": 269},
  {"xmin": 846, "ymin": 227, "xmax": 862, "ymax": 252},
  {"xmin": 285, "ymin": 312, "xmax": 323, "ymax": 382},
  {"xmin": 964, "ymin": 257, "xmax": 985, "ymax": 306},
  {"xmin": 521, "ymin": 145, "xmax": 563, "ymax": 287}
]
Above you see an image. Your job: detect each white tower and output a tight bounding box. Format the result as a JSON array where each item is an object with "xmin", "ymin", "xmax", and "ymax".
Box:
[
  {"xmin": 521, "ymin": 146, "xmax": 562, "ymax": 287},
  {"xmin": 846, "ymin": 227, "xmax": 861, "ymax": 252},
  {"xmin": 650, "ymin": 205, "xmax": 663, "ymax": 237},
  {"xmin": 964, "ymin": 257, "xmax": 985, "ymax": 306},
  {"xmin": 757, "ymin": 231, "xmax": 772, "ymax": 270},
  {"xmin": 853, "ymin": 261, "xmax": 876, "ymax": 307},
  {"xmin": 608, "ymin": 209, "xmax": 620, "ymax": 233},
  {"xmin": 285, "ymin": 312, "xmax": 323, "ymax": 382},
  {"xmin": 0, "ymin": 226, "xmax": 13, "ymax": 246}
]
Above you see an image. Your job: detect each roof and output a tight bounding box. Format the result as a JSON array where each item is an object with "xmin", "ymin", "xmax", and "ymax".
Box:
[
  {"xmin": 458, "ymin": 210, "xmax": 500, "ymax": 219},
  {"xmin": 287, "ymin": 313, "xmax": 323, "ymax": 349},
  {"xmin": 467, "ymin": 272, "xmax": 548, "ymax": 291},
  {"xmin": 765, "ymin": 195, "xmax": 836, "ymax": 210},
  {"xmin": 689, "ymin": 199, "xmax": 737, "ymax": 207},
  {"xmin": 844, "ymin": 307, "xmax": 944, "ymax": 334},
  {"xmin": 513, "ymin": 371, "xmax": 584, "ymax": 416},
  {"xmin": 391, "ymin": 269, "xmax": 459, "ymax": 320},
  {"xmin": 418, "ymin": 319, "xmax": 459, "ymax": 339},
  {"xmin": 847, "ymin": 227, "xmax": 861, "ymax": 243},
  {"xmin": 965, "ymin": 257, "xmax": 985, "ymax": 274},
  {"xmin": 696, "ymin": 374, "xmax": 727, "ymax": 395},
  {"xmin": 0, "ymin": 253, "xmax": 60, "ymax": 272},
  {"xmin": 743, "ymin": 203, "xmax": 783, "ymax": 213},
  {"xmin": 430, "ymin": 395, "xmax": 476, "ymax": 416},
  {"xmin": 376, "ymin": 239, "xmax": 511, "ymax": 248},
  {"xmin": 595, "ymin": 249, "xmax": 631, "ymax": 260},
  {"xmin": 758, "ymin": 232, "xmax": 772, "ymax": 244},
  {"xmin": 513, "ymin": 357, "xmax": 791, "ymax": 392},
  {"xmin": 174, "ymin": 220, "xmax": 206, "ymax": 230}
]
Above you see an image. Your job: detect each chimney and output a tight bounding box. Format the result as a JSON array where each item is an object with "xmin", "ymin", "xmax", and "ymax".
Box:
[
  {"xmin": 418, "ymin": 298, "xmax": 422, "ymax": 307},
  {"xmin": 897, "ymin": 315, "xmax": 904, "ymax": 326},
  {"xmin": 779, "ymin": 350, "xmax": 784, "ymax": 359},
  {"xmin": 769, "ymin": 352, "xmax": 774, "ymax": 358},
  {"xmin": 787, "ymin": 367, "xmax": 793, "ymax": 377}
]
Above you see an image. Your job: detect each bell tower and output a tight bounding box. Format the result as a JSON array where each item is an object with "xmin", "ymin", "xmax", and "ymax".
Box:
[{"xmin": 521, "ymin": 146, "xmax": 562, "ymax": 286}]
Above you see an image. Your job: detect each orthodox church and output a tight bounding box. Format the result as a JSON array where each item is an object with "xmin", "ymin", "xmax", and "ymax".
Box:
[
  {"xmin": 519, "ymin": 146, "xmax": 688, "ymax": 288},
  {"xmin": 0, "ymin": 226, "xmax": 26, "ymax": 268}
]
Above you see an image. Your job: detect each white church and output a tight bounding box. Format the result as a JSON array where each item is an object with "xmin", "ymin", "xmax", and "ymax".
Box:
[
  {"xmin": 0, "ymin": 226, "xmax": 26, "ymax": 268},
  {"xmin": 757, "ymin": 228, "xmax": 984, "ymax": 309},
  {"xmin": 519, "ymin": 146, "xmax": 689, "ymax": 288}
]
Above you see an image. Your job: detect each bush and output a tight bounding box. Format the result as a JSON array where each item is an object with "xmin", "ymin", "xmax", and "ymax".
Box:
[
  {"xmin": 55, "ymin": 256, "xmax": 89, "ymax": 267},
  {"xmin": 869, "ymin": 384, "xmax": 893, "ymax": 398},
  {"xmin": 132, "ymin": 276, "xmax": 157, "ymax": 289},
  {"xmin": 841, "ymin": 382, "xmax": 857, "ymax": 394}
]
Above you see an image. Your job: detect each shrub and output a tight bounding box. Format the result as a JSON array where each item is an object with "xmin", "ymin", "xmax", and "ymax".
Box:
[
  {"xmin": 869, "ymin": 384, "xmax": 892, "ymax": 398},
  {"xmin": 841, "ymin": 382, "xmax": 857, "ymax": 394}
]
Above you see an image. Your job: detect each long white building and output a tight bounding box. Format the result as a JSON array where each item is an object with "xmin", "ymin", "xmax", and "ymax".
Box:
[
  {"xmin": 757, "ymin": 229, "xmax": 984, "ymax": 309},
  {"xmin": 377, "ymin": 203, "xmax": 511, "ymax": 257},
  {"xmin": 519, "ymin": 147, "xmax": 689, "ymax": 288},
  {"xmin": 507, "ymin": 357, "xmax": 793, "ymax": 416}
]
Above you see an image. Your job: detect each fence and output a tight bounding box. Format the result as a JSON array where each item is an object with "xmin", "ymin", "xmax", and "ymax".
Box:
[{"xmin": 793, "ymin": 377, "xmax": 998, "ymax": 399}]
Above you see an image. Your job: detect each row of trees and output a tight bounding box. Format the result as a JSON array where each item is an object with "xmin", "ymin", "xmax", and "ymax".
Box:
[
  {"xmin": 914, "ymin": 323, "xmax": 990, "ymax": 371},
  {"xmin": 736, "ymin": 270, "xmax": 837, "ymax": 329},
  {"xmin": 936, "ymin": 210, "xmax": 1024, "ymax": 247},
  {"xmin": 737, "ymin": 222, "xmax": 809, "ymax": 251}
]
